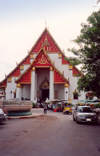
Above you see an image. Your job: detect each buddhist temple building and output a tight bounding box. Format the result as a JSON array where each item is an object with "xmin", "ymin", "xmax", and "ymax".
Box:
[{"xmin": 0, "ymin": 28, "xmax": 85, "ymax": 102}]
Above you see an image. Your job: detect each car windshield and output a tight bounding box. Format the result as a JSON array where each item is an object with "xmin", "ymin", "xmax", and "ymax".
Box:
[
  {"xmin": 77, "ymin": 107, "xmax": 93, "ymax": 113},
  {"xmin": 65, "ymin": 105, "xmax": 71, "ymax": 107}
]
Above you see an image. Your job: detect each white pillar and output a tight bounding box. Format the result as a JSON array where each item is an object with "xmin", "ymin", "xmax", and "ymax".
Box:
[
  {"xmin": 64, "ymin": 83, "xmax": 69, "ymax": 100},
  {"xmin": 49, "ymin": 67, "xmax": 54, "ymax": 100},
  {"xmin": 35, "ymin": 71, "xmax": 37, "ymax": 99},
  {"xmin": 31, "ymin": 67, "xmax": 36, "ymax": 102},
  {"xmin": 16, "ymin": 84, "xmax": 23, "ymax": 99},
  {"xmin": 2, "ymin": 89, "xmax": 5, "ymax": 100}
]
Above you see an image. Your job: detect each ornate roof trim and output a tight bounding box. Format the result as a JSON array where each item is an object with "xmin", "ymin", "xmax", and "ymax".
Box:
[
  {"xmin": 15, "ymin": 48, "xmax": 53, "ymax": 83},
  {"xmin": 0, "ymin": 53, "xmax": 30, "ymax": 83},
  {"xmin": 15, "ymin": 48, "xmax": 69, "ymax": 84},
  {"xmin": 0, "ymin": 65, "xmax": 20, "ymax": 86},
  {"xmin": 0, "ymin": 27, "xmax": 83, "ymax": 86},
  {"xmin": 29, "ymin": 28, "xmax": 62, "ymax": 54},
  {"xmin": 54, "ymin": 66, "xmax": 69, "ymax": 84},
  {"xmin": 73, "ymin": 66, "xmax": 84, "ymax": 76},
  {"xmin": 31, "ymin": 47, "xmax": 54, "ymax": 67},
  {"xmin": 0, "ymin": 78, "xmax": 7, "ymax": 88}
]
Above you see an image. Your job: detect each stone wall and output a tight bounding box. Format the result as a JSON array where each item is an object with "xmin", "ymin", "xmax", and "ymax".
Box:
[{"xmin": 0, "ymin": 100, "xmax": 32, "ymax": 111}]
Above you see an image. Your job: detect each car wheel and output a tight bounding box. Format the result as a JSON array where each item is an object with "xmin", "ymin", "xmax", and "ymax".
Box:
[
  {"xmin": 0, "ymin": 121, "xmax": 2, "ymax": 124},
  {"xmin": 94, "ymin": 119, "xmax": 98, "ymax": 125},
  {"xmin": 73, "ymin": 115, "xmax": 75, "ymax": 121},
  {"xmin": 76, "ymin": 117, "xmax": 79, "ymax": 124}
]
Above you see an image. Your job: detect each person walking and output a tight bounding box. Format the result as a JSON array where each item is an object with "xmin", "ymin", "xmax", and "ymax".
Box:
[{"xmin": 44, "ymin": 103, "xmax": 47, "ymax": 114}]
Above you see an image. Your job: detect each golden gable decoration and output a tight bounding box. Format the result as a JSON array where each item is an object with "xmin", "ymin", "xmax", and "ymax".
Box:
[
  {"xmin": 58, "ymin": 53, "xmax": 62, "ymax": 58},
  {"xmin": 39, "ymin": 77, "xmax": 49, "ymax": 89},
  {"xmin": 30, "ymin": 54, "xmax": 34, "ymax": 59},
  {"xmin": 20, "ymin": 65, "xmax": 24, "ymax": 70},
  {"xmin": 16, "ymin": 83, "xmax": 22, "ymax": 88},
  {"xmin": 64, "ymin": 83, "xmax": 69, "ymax": 88},
  {"xmin": 8, "ymin": 77, "xmax": 12, "ymax": 83},
  {"xmin": 69, "ymin": 65, "xmax": 73, "ymax": 70},
  {"xmin": 37, "ymin": 54, "xmax": 49, "ymax": 64}
]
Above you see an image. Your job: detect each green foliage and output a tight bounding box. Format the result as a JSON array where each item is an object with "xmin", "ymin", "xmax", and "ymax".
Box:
[
  {"xmin": 68, "ymin": 103, "xmax": 73, "ymax": 106},
  {"xmin": 65, "ymin": 57, "xmax": 81, "ymax": 66},
  {"xmin": 73, "ymin": 74, "xmax": 80, "ymax": 77},
  {"xmin": 73, "ymin": 90, "xmax": 79, "ymax": 96},
  {"xmin": 32, "ymin": 103, "xmax": 36, "ymax": 108},
  {"xmin": 76, "ymin": 103, "xmax": 83, "ymax": 106},
  {"xmin": 68, "ymin": 10, "xmax": 100, "ymax": 98},
  {"xmin": 70, "ymin": 103, "xmax": 73, "ymax": 106},
  {"xmin": 94, "ymin": 103, "xmax": 100, "ymax": 108}
]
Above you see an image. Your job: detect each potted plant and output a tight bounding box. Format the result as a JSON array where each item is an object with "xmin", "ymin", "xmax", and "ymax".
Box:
[{"xmin": 73, "ymin": 89, "xmax": 79, "ymax": 99}]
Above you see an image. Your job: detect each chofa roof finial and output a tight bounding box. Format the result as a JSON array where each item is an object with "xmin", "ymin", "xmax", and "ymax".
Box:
[{"xmin": 45, "ymin": 19, "xmax": 47, "ymax": 28}]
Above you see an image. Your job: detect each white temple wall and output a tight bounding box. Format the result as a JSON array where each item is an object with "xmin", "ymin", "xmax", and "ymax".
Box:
[
  {"xmin": 55, "ymin": 58, "xmax": 62, "ymax": 72},
  {"xmin": 48, "ymin": 53, "xmax": 57, "ymax": 63},
  {"xmin": 49, "ymin": 53, "xmax": 81, "ymax": 101},
  {"xmin": 6, "ymin": 77, "xmax": 18, "ymax": 100},
  {"xmin": 69, "ymin": 72, "xmax": 77, "ymax": 100},
  {"xmin": 20, "ymin": 65, "xmax": 30, "ymax": 74},
  {"xmin": 54, "ymin": 84, "xmax": 64, "ymax": 99},
  {"xmin": 79, "ymin": 91, "xmax": 86, "ymax": 101},
  {"xmin": 16, "ymin": 87, "xmax": 23, "ymax": 99},
  {"xmin": 5, "ymin": 53, "xmax": 85, "ymax": 102},
  {"xmin": 69, "ymin": 74, "xmax": 86, "ymax": 102},
  {"xmin": 23, "ymin": 85, "xmax": 31, "ymax": 100},
  {"xmin": 49, "ymin": 54, "xmax": 73, "ymax": 77},
  {"xmin": 34, "ymin": 54, "xmax": 37, "ymax": 58},
  {"xmin": 49, "ymin": 54, "xmax": 62, "ymax": 72},
  {"xmin": 68, "ymin": 70, "xmax": 77, "ymax": 100},
  {"xmin": 30, "ymin": 54, "xmax": 37, "ymax": 63},
  {"xmin": 23, "ymin": 65, "xmax": 30, "ymax": 72},
  {"xmin": 62, "ymin": 64, "xmax": 69, "ymax": 79},
  {"xmin": 58, "ymin": 85, "xmax": 64, "ymax": 99}
]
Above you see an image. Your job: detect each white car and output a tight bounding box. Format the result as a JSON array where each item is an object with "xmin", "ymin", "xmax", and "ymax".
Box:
[
  {"xmin": 0, "ymin": 108, "xmax": 7, "ymax": 124},
  {"xmin": 73, "ymin": 106, "xmax": 98, "ymax": 124}
]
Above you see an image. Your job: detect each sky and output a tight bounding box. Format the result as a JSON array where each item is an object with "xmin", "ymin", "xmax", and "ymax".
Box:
[{"xmin": 0, "ymin": 0, "xmax": 99, "ymax": 81}]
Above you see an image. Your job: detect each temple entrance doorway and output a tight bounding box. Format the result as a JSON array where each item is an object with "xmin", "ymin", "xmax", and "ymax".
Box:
[
  {"xmin": 41, "ymin": 89, "xmax": 49, "ymax": 101},
  {"xmin": 39, "ymin": 77, "xmax": 49, "ymax": 102}
]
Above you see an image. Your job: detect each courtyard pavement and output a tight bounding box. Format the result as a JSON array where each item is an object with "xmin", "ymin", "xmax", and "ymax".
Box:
[{"xmin": 7, "ymin": 108, "xmax": 100, "ymax": 122}]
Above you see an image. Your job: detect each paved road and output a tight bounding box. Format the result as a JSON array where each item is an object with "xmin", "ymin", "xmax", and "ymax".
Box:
[{"xmin": 0, "ymin": 108, "xmax": 100, "ymax": 156}]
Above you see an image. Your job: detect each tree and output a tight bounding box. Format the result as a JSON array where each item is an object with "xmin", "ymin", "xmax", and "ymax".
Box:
[
  {"xmin": 68, "ymin": 10, "xmax": 100, "ymax": 98},
  {"xmin": 65, "ymin": 57, "xmax": 81, "ymax": 66}
]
